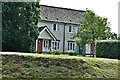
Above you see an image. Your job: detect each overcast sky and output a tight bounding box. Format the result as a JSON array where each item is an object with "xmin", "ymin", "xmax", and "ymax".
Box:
[{"xmin": 40, "ymin": 0, "xmax": 119, "ymax": 34}]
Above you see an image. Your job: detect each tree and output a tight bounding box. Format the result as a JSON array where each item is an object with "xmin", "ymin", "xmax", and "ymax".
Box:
[
  {"xmin": 110, "ymin": 32, "xmax": 118, "ymax": 40},
  {"xmin": 72, "ymin": 10, "xmax": 112, "ymax": 54},
  {"xmin": 118, "ymin": 34, "xmax": 120, "ymax": 40},
  {"xmin": 2, "ymin": 2, "xmax": 40, "ymax": 52}
]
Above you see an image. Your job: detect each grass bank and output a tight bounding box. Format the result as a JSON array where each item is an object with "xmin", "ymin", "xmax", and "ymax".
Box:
[{"xmin": 0, "ymin": 52, "xmax": 119, "ymax": 79}]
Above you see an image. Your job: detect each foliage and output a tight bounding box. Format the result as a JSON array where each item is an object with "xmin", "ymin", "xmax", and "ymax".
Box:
[
  {"xmin": 72, "ymin": 10, "xmax": 112, "ymax": 54},
  {"xmin": 118, "ymin": 34, "xmax": 120, "ymax": 40},
  {"xmin": 110, "ymin": 32, "xmax": 118, "ymax": 40},
  {"xmin": 52, "ymin": 50, "xmax": 62, "ymax": 55},
  {"xmin": 2, "ymin": 2, "xmax": 40, "ymax": 52},
  {"xmin": 68, "ymin": 50, "xmax": 75, "ymax": 56},
  {"xmin": 108, "ymin": 32, "xmax": 120, "ymax": 40},
  {"xmin": 96, "ymin": 40, "xmax": 120, "ymax": 59},
  {"xmin": 2, "ymin": 53, "xmax": 119, "ymax": 79},
  {"xmin": 48, "ymin": 50, "xmax": 52, "ymax": 54}
]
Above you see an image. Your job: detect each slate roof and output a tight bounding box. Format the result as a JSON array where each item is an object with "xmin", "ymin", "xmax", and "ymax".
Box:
[{"xmin": 40, "ymin": 5, "xmax": 85, "ymax": 25}]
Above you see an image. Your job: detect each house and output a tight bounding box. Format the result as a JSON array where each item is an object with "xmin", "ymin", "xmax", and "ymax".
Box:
[{"xmin": 34, "ymin": 5, "xmax": 92, "ymax": 54}]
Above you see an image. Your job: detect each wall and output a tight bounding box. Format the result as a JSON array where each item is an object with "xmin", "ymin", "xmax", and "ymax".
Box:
[{"xmin": 38, "ymin": 21, "xmax": 80, "ymax": 53}]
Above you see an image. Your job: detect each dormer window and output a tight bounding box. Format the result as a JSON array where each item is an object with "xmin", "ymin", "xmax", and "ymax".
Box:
[{"xmin": 53, "ymin": 24, "xmax": 60, "ymax": 31}]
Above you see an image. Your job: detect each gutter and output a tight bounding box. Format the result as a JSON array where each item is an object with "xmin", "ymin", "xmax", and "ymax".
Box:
[{"xmin": 63, "ymin": 23, "xmax": 66, "ymax": 53}]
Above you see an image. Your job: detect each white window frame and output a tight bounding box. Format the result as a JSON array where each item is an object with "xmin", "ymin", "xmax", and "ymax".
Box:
[
  {"xmin": 52, "ymin": 41, "xmax": 60, "ymax": 50},
  {"xmin": 44, "ymin": 40, "xmax": 49, "ymax": 48},
  {"xmin": 68, "ymin": 42, "xmax": 75, "ymax": 51},
  {"xmin": 53, "ymin": 24, "xmax": 60, "ymax": 31},
  {"xmin": 69, "ymin": 25, "xmax": 75, "ymax": 33},
  {"xmin": 43, "ymin": 40, "xmax": 49, "ymax": 52}
]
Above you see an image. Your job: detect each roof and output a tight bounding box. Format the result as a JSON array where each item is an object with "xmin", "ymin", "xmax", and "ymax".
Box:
[
  {"xmin": 38, "ymin": 26, "xmax": 46, "ymax": 32},
  {"xmin": 40, "ymin": 5, "xmax": 85, "ymax": 24},
  {"xmin": 38, "ymin": 26, "xmax": 58, "ymax": 41}
]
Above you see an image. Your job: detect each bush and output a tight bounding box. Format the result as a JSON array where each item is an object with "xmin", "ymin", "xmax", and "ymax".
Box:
[
  {"xmin": 52, "ymin": 50, "xmax": 62, "ymax": 55},
  {"xmin": 48, "ymin": 50, "xmax": 52, "ymax": 54},
  {"xmin": 96, "ymin": 40, "xmax": 120, "ymax": 59},
  {"xmin": 68, "ymin": 50, "xmax": 75, "ymax": 56}
]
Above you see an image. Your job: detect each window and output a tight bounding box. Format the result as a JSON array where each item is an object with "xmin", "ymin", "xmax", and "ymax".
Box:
[
  {"xmin": 73, "ymin": 27, "xmax": 75, "ymax": 32},
  {"xmin": 69, "ymin": 25, "xmax": 75, "ymax": 33},
  {"xmin": 53, "ymin": 24, "xmax": 56, "ymax": 30},
  {"xmin": 44, "ymin": 40, "xmax": 49, "ymax": 48},
  {"xmin": 52, "ymin": 41, "xmax": 59, "ymax": 50},
  {"xmin": 53, "ymin": 24, "xmax": 60, "ymax": 31},
  {"xmin": 69, "ymin": 26, "xmax": 72, "ymax": 32},
  {"xmin": 68, "ymin": 42, "xmax": 75, "ymax": 51}
]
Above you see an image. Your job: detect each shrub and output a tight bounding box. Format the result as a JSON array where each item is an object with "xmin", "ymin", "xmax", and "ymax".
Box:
[
  {"xmin": 96, "ymin": 40, "xmax": 120, "ymax": 59},
  {"xmin": 68, "ymin": 50, "xmax": 75, "ymax": 56},
  {"xmin": 48, "ymin": 50, "xmax": 52, "ymax": 54},
  {"xmin": 52, "ymin": 50, "xmax": 62, "ymax": 55}
]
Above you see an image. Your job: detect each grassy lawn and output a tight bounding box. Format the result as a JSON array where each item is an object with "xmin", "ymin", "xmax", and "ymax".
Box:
[{"xmin": 0, "ymin": 52, "xmax": 119, "ymax": 79}]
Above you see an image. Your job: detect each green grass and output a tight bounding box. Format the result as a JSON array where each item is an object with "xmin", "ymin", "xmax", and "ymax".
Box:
[{"xmin": 0, "ymin": 52, "xmax": 119, "ymax": 79}]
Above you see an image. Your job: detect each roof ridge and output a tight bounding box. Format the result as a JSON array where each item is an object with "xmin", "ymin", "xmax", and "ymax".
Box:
[
  {"xmin": 40, "ymin": 4, "xmax": 84, "ymax": 24},
  {"xmin": 40, "ymin": 4, "xmax": 85, "ymax": 12}
]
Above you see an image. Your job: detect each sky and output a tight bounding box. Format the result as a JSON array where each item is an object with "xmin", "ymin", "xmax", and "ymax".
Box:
[{"xmin": 40, "ymin": 0, "xmax": 119, "ymax": 34}]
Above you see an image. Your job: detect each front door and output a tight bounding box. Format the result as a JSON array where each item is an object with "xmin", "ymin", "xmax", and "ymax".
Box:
[
  {"xmin": 37, "ymin": 39, "xmax": 43, "ymax": 52},
  {"xmin": 43, "ymin": 40, "xmax": 49, "ymax": 52}
]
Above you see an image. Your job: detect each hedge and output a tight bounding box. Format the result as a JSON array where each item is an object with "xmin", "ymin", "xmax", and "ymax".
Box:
[{"xmin": 96, "ymin": 40, "xmax": 120, "ymax": 59}]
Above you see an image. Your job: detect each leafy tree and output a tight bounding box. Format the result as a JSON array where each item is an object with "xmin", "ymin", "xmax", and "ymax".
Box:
[
  {"xmin": 110, "ymin": 32, "xmax": 118, "ymax": 40},
  {"xmin": 2, "ymin": 2, "xmax": 40, "ymax": 52},
  {"xmin": 104, "ymin": 32, "xmax": 119, "ymax": 40},
  {"xmin": 72, "ymin": 10, "xmax": 112, "ymax": 54}
]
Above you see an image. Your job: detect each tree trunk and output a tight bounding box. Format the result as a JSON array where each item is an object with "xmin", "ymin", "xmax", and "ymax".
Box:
[
  {"xmin": 92, "ymin": 42, "xmax": 96, "ymax": 57},
  {"xmin": 82, "ymin": 45, "xmax": 86, "ymax": 54}
]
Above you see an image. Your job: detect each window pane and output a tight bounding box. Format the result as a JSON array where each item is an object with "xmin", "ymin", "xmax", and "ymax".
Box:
[
  {"xmin": 57, "ymin": 24, "xmax": 60, "ymax": 31},
  {"xmin": 46, "ymin": 41, "xmax": 48, "ymax": 47},
  {"xmin": 55, "ymin": 42, "xmax": 57, "ymax": 50},
  {"xmin": 44, "ymin": 40, "xmax": 45, "ymax": 47},
  {"xmin": 69, "ymin": 26, "xmax": 71, "ymax": 32},
  {"xmin": 73, "ymin": 44, "xmax": 75, "ymax": 50},
  {"xmin": 52, "ymin": 42, "xmax": 54, "ymax": 49},
  {"xmin": 73, "ymin": 27, "xmax": 75, "ymax": 32},
  {"xmin": 58, "ymin": 42, "xmax": 59, "ymax": 49},
  {"xmin": 68, "ymin": 43, "xmax": 69, "ymax": 50},
  {"xmin": 70, "ymin": 43, "xmax": 72, "ymax": 50},
  {"xmin": 53, "ymin": 24, "xmax": 56, "ymax": 30}
]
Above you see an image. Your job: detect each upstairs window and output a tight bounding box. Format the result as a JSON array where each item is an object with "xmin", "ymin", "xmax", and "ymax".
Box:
[
  {"xmin": 69, "ymin": 26, "xmax": 72, "ymax": 32},
  {"xmin": 69, "ymin": 26, "xmax": 75, "ymax": 33},
  {"xmin": 53, "ymin": 24, "xmax": 60, "ymax": 31}
]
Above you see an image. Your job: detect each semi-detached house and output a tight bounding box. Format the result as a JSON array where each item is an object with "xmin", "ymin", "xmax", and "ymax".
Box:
[{"xmin": 34, "ymin": 5, "xmax": 91, "ymax": 54}]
